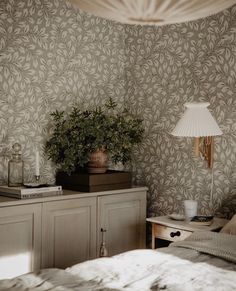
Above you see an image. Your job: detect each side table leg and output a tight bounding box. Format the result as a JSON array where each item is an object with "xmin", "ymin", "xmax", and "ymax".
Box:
[{"xmin": 151, "ymin": 223, "xmax": 155, "ymax": 249}]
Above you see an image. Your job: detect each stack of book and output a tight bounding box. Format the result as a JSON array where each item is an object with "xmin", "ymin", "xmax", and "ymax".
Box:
[
  {"xmin": 0, "ymin": 185, "xmax": 63, "ymax": 199},
  {"xmin": 190, "ymin": 215, "xmax": 214, "ymax": 226}
]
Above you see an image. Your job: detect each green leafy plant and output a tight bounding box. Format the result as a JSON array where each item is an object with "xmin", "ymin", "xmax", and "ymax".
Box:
[{"xmin": 45, "ymin": 98, "xmax": 144, "ymax": 174}]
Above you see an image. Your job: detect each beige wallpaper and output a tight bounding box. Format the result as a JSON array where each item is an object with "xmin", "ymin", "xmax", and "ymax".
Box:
[
  {"xmin": 125, "ymin": 6, "xmax": 236, "ymax": 218},
  {"xmin": 0, "ymin": 0, "xmax": 235, "ymax": 218},
  {"xmin": 0, "ymin": 0, "xmax": 126, "ymax": 183}
]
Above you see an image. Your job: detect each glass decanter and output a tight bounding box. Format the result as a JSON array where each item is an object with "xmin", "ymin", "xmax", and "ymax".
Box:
[{"xmin": 8, "ymin": 143, "xmax": 24, "ymax": 187}]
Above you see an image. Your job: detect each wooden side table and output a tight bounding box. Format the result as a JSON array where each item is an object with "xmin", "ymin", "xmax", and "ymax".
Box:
[{"xmin": 146, "ymin": 216, "xmax": 228, "ymax": 249}]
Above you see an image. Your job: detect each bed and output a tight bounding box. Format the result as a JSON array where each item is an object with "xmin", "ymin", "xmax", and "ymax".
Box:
[{"xmin": 0, "ymin": 219, "xmax": 235, "ymax": 291}]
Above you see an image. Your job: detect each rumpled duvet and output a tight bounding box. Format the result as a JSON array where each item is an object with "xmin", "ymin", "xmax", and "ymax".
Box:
[{"xmin": 0, "ymin": 231, "xmax": 235, "ymax": 291}]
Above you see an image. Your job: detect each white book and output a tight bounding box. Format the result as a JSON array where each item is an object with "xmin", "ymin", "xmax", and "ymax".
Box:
[
  {"xmin": 0, "ymin": 190, "xmax": 63, "ymax": 199},
  {"xmin": 21, "ymin": 191, "xmax": 63, "ymax": 199},
  {"xmin": 0, "ymin": 185, "xmax": 62, "ymax": 196}
]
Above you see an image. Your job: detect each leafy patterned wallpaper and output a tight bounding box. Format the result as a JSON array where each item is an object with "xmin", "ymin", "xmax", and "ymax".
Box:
[
  {"xmin": 0, "ymin": 0, "xmax": 126, "ymax": 183},
  {"xmin": 0, "ymin": 0, "xmax": 235, "ymax": 218},
  {"xmin": 125, "ymin": 7, "xmax": 236, "ymax": 218}
]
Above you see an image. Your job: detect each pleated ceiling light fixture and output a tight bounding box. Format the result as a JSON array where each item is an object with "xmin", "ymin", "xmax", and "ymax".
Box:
[
  {"xmin": 171, "ymin": 102, "xmax": 222, "ymax": 168},
  {"xmin": 70, "ymin": 0, "xmax": 236, "ymax": 25}
]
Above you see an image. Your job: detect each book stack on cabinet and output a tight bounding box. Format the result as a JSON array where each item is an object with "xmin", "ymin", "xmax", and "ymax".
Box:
[{"xmin": 0, "ymin": 185, "xmax": 63, "ymax": 199}]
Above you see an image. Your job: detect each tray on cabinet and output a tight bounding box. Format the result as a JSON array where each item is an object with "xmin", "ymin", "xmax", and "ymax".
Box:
[{"xmin": 56, "ymin": 170, "xmax": 132, "ymax": 192}]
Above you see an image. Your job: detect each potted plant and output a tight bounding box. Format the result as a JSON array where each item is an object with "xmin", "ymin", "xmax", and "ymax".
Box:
[{"xmin": 45, "ymin": 98, "xmax": 144, "ymax": 175}]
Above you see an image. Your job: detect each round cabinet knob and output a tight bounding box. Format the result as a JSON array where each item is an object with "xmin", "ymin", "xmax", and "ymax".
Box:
[{"xmin": 170, "ymin": 231, "xmax": 181, "ymax": 238}]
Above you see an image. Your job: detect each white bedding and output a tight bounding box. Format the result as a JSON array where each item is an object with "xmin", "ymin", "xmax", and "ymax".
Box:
[{"xmin": 0, "ymin": 231, "xmax": 235, "ymax": 291}]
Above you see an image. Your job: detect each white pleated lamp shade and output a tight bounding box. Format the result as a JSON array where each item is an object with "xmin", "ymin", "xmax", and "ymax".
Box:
[
  {"xmin": 70, "ymin": 0, "xmax": 236, "ymax": 25},
  {"xmin": 171, "ymin": 102, "xmax": 223, "ymax": 137}
]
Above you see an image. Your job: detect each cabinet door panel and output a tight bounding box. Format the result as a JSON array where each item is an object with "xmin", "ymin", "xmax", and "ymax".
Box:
[
  {"xmin": 42, "ymin": 197, "xmax": 96, "ymax": 269},
  {"xmin": 0, "ymin": 204, "xmax": 41, "ymax": 279},
  {"xmin": 98, "ymin": 191, "xmax": 146, "ymax": 256}
]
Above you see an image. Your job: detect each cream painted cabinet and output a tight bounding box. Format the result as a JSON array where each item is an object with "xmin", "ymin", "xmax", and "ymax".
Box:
[
  {"xmin": 0, "ymin": 187, "xmax": 147, "ymax": 277},
  {"xmin": 98, "ymin": 190, "xmax": 146, "ymax": 256},
  {"xmin": 41, "ymin": 197, "xmax": 97, "ymax": 269},
  {"xmin": 0, "ymin": 204, "xmax": 41, "ymax": 279}
]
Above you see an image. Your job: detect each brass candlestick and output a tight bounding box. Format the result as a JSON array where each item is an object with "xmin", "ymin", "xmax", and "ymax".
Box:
[{"xmin": 35, "ymin": 175, "xmax": 40, "ymax": 183}]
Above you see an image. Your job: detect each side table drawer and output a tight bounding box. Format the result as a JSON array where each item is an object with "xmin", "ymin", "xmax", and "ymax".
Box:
[{"xmin": 153, "ymin": 224, "xmax": 192, "ymax": 242}]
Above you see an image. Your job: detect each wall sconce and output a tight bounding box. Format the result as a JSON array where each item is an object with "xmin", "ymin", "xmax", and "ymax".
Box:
[{"xmin": 171, "ymin": 102, "xmax": 222, "ymax": 168}]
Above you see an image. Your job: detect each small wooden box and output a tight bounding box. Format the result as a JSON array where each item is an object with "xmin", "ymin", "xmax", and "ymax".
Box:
[{"xmin": 56, "ymin": 170, "xmax": 132, "ymax": 192}]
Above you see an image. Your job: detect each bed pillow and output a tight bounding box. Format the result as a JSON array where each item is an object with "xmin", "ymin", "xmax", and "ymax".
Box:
[{"xmin": 220, "ymin": 214, "xmax": 236, "ymax": 235}]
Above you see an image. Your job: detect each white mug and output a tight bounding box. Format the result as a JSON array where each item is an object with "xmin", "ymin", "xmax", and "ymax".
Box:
[{"xmin": 184, "ymin": 200, "xmax": 198, "ymax": 220}]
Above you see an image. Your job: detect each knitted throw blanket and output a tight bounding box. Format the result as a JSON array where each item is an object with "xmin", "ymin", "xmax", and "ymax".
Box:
[{"xmin": 170, "ymin": 231, "xmax": 236, "ymax": 263}]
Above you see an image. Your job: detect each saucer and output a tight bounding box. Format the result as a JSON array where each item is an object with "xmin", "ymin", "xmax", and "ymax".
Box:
[
  {"xmin": 168, "ymin": 213, "xmax": 185, "ymax": 221},
  {"xmin": 23, "ymin": 183, "xmax": 48, "ymax": 188}
]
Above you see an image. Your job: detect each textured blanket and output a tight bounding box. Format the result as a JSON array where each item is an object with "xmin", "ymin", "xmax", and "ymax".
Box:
[
  {"xmin": 0, "ymin": 232, "xmax": 235, "ymax": 291},
  {"xmin": 170, "ymin": 231, "xmax": 236, "ymax": 263}
]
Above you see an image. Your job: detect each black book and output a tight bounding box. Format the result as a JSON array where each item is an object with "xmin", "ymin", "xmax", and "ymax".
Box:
[{"xmin": 190, "ymin": 215, "xmax": 214, "ymax": 226}]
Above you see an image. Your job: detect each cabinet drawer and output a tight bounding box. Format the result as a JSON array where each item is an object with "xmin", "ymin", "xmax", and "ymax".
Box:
[{"xmin": 153, "ymin": 224, "xmax": 192, "ymax": 242}]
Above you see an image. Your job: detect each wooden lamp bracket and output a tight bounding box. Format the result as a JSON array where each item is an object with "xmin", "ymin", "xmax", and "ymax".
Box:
[{"xmin": 194, "ymin": 137, "xmax": 214, "ymax": 168}]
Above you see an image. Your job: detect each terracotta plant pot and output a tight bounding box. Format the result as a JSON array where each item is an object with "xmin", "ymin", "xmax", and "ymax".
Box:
[{"xmin": 87, "ymin": 149, "xmax": 108, "ymax": 174}]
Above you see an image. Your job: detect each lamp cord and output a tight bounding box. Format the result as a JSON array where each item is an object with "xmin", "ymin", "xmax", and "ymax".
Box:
[{"xmin": 210, "ymin": 164, "xmax": 214, "ymax": 215}]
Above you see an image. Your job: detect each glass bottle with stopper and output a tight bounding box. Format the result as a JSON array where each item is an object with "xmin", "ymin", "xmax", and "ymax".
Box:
[{"xmin": 8, "ymin": 143, "xmax": 24, "ymax": 187}]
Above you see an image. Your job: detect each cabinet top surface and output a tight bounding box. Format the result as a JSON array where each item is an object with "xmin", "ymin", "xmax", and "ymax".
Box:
[
  {"xmin": 146, "ymin": 215, "xmax": 228, "ymax": 231},
  {"xmin": 0, "ymin": 186, "xmax": 147, "ymax": 207}
]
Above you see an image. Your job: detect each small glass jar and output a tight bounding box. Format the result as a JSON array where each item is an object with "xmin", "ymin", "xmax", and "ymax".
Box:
[{"xmin": 8, "ymin": 143, "xmax": 24, "ymax": 187}]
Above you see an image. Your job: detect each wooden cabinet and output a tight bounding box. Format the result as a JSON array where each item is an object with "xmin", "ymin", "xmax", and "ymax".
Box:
[
  {"xmin": 98, "ymin": 190, "xmax": 146, "ymax": 256},
  {"xmin": 42, "ymin": 197, "xmax": 96, "ymax": 268},
  {"xmin": 0, "ymin": 187, "xmax": 147, "ymax": 278},
  {"xmin": 0, "ymin": 204, "xmax": 41, "ymax": 279}
]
